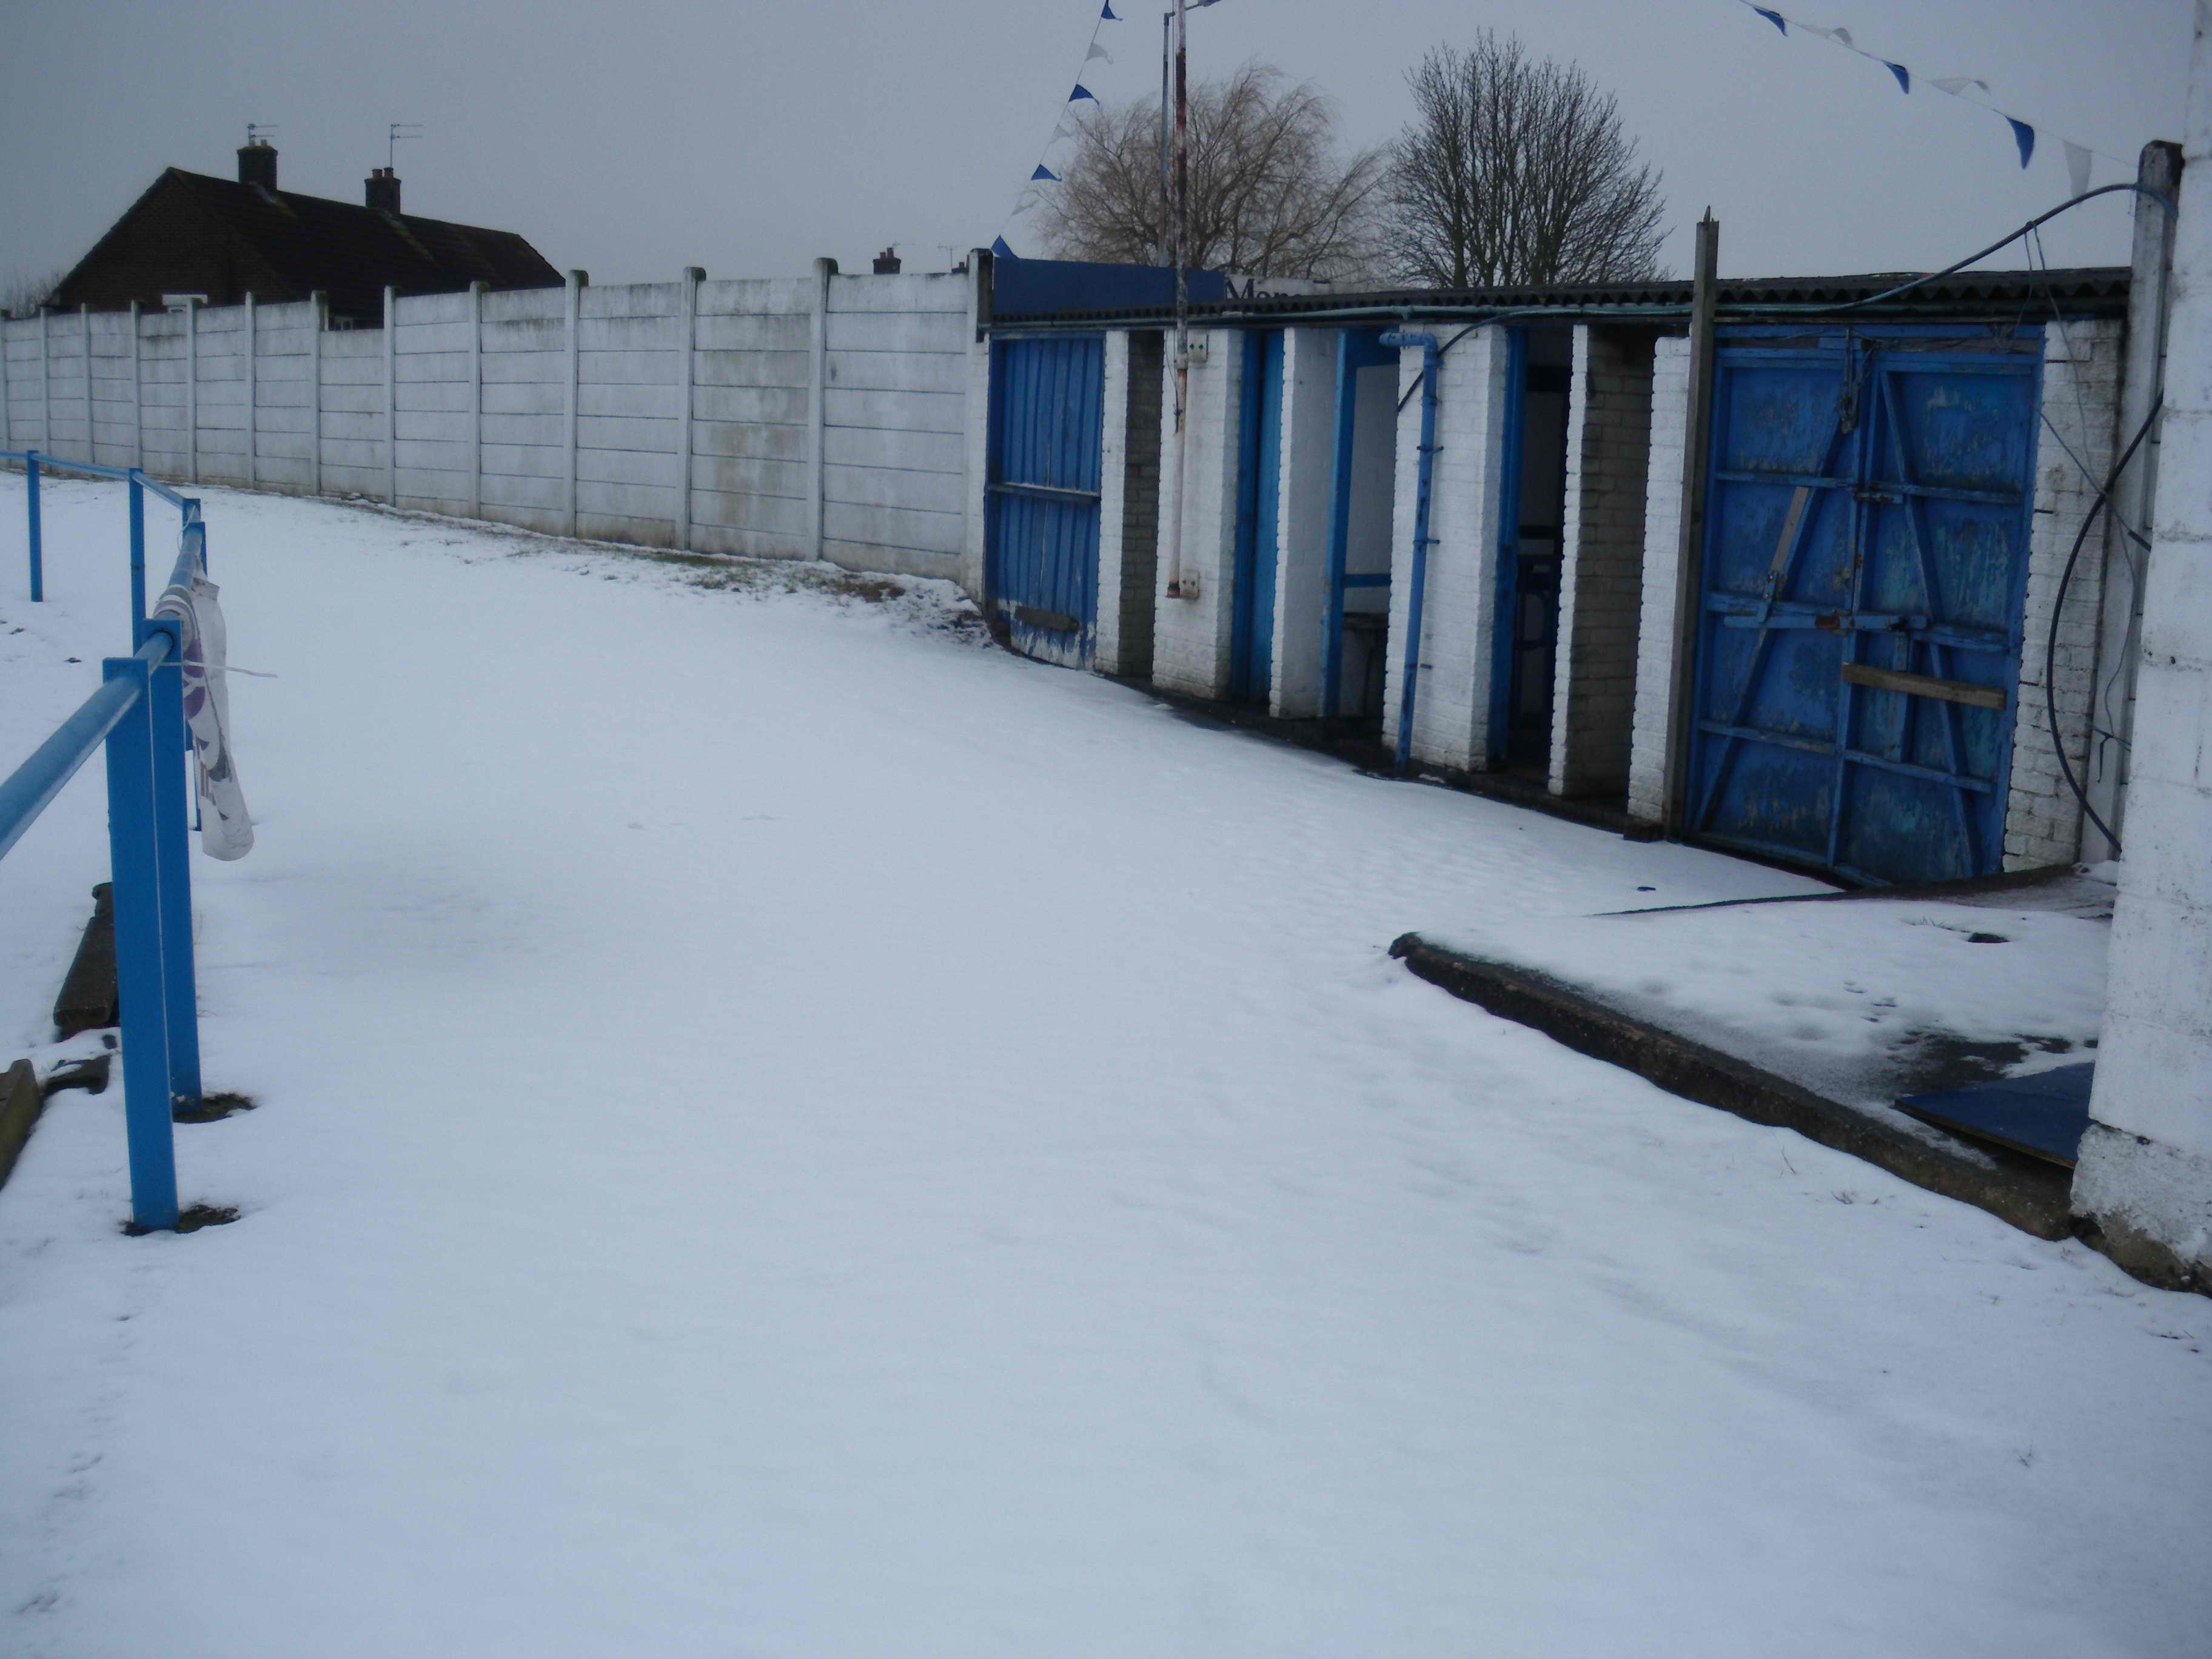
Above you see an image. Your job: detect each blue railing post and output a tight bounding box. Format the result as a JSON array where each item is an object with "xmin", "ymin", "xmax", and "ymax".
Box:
[
  {"xmin": 102, "ymin": 643, "xmax": 181, "ymax": 1231},
  {"xmin": 129, "ymin": 472, "xmax": 147, "ymax": 642},
  {"xmin": 145, "ymin": 615, "xmax": 202, "ymax": 1110},
  {"xmin": 25, "ymin": 449, "xmax": 42, "ymax": 602}
]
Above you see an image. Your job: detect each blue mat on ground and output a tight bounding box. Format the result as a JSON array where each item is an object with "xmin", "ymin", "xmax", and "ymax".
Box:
[{"xmin": 1897, "ymin": 1062, "xmax": 2096, "ymax": 1168}]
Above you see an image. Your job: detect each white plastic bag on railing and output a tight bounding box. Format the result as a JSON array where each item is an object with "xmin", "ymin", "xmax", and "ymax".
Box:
[{"xmin": 152, "ymin": 575, "xmax": 253, "ymax": 860}]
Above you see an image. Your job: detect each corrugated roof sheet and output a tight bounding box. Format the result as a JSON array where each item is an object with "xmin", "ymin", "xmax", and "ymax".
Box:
[{"xmin": 988, "ymin": 266, "xmax": 2131, "ymax": 327}]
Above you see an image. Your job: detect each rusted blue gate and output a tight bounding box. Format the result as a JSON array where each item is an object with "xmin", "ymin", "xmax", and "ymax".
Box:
[
  {"xmin": 1687, "ymin": 326, "xmax": 2041, "ymax": 885},
  {"xmin": 987, "ymin": 335, "xmax": 1104, "ymax": 668}
]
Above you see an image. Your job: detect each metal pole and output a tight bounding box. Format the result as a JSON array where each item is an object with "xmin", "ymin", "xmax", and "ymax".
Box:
[
  {"xmin": 1384, "ymin": 332, "xmax": 1441, "ymax": 776},
  {"xmin": 25, "ymin": 450, "xmax": 41, "ymax": 602},
  {"xmin": 1660, "ymin": 215, "xmax": 1721, "ymax": 838},
  {"xmin": 147, "ymin": 603, "xmax": 202, "ymax": 1110},
  {"xmin": 1158, "ymin": 11, "xmax": 1172, "ymax": 261},
  {"xmin": 129, "ymin": 473, "xmax": 146, "ymax": 638},
  {"xmin": 102, "ymin": 640, "xmax": 180, "ymax": 1232},
  {"xmin": 1164, "ymin": 0, "xmax": 1193, "ymax": 598}
]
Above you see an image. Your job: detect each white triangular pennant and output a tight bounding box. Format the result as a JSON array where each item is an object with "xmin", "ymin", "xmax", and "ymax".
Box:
[
  {"xmin": 2063, "ymin": 140, "xmax": 2093, "ymax": 198},
  {"xmin": 1929, "ymin": 76, "xmax": 1991, "ymax": 97},
  {"xmin": 1086, "ymin": 41, "xmax": 1112, "ymax": 64}
]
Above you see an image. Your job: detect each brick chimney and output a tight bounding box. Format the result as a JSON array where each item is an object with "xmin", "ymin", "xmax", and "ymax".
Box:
[
  {"xmin": 873, "ymin": 246, "xmax": 901, "ymax": 275},
  {"xmin": 366, "ymin": 167, "xmax": 401, "ymax": 214},
  {"xmin": 238, "ymin": 140, "xmax": 278, "ymax": 192}
]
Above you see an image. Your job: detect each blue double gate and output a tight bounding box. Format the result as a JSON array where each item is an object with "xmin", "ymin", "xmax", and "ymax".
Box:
[
  {"xmin": 1230, "ymin": 330, "xmax": 1284, "ymax": 703},
  {"xmin": 1687, "ymin": 326, "xmax": 2042, "ymax": 885},
  {"xmin": 1, "ymin": 452, "xmax": 212, "ymax": 1230},
  {"xmin": 986, "ymin": 335, "xmax": 1104, "ymax": 668}
]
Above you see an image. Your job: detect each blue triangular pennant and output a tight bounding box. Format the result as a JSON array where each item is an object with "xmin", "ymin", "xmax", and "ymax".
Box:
[
  {"xmin": 2008, "ymin": 117, "xmax": 2035, "ymax": 169},
  {"xmin": 1754, "ymin": 7, "xmax": 1785, "ymax": 32},
  {"xmin": 1031, "ymin": 164, "xmax": 1059, "ymax": 182},
  {"xmin": 1883, "ymin": 60, "xmax": 1909, "ymax": 94},
  {"xmin": 992, "ymin": 236, "xmax": 1018, "ymax": 260},
  {"xmin": 1068, "ymin": 83, "xmax": 1096, "ymax": 102},
  {"xmin": 1101, "ymin": 1, "xmax": 1118, "ymax": 16}
]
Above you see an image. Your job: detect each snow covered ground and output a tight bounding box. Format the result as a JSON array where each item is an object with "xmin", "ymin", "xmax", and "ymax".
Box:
[
  {"xmin": 0, "ymin": 475, "xmax": 2205, "ymax": 1658},
  {"xmin": 1426, "ymin": 885, "xmax": 2110, "ymax": 1113}
]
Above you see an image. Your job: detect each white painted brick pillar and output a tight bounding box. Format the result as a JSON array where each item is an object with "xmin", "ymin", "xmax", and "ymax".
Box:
[
  {"xmin": 1626, "ymin": 336, "xmax": 1693, "ymax": 823},
  {"xmin": 1386, "ymin": 327, "xmax": 1510, "ymax": 773},
  {"xmin": 1151, "ymin": 328, "xmax": 1243, "ymax": 700},
  {"xmin": 2073, "ymin": 10, "xmax": 2212, "ymax": 1289}
]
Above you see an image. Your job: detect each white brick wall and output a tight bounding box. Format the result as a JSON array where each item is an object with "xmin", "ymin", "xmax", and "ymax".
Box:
[
  {"xmin": 1552, "ymin": 326, "xmax": 1655, "ymax": 797},
  {"xmin": 1385, "ymin": 327, "xmax": 1510, "ymax": 772},
  {"xmin": 1626, "ymin": 336, "xmax": 1692, "ymax": 823},
  {"xmin": 2075, "ymin": 20, "xmax": 2212, "ymax": 1281},
  {"xmin": 2004, "ymin": 317, "xmax": 2125, "ymax": 869},
  {"xmin": 1151, "ymin": 328, "xmax": 1244, "ymax": 699}
]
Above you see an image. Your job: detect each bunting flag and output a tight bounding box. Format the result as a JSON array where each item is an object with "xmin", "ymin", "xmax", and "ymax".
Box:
[
  {"xmin": 1729, "ymin": 1, "xmax": 2127, "ymax": 189},
  {"xmin": 2064, "ymin": 140, "xmax": 2094, "ymax": 198},
  {"xmin": 994, "ymin": 0, "xmax": 1127, "ymax": 250}
]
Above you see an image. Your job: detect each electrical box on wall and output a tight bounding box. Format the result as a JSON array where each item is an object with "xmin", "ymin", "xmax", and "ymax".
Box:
[{"xmin": 1181, "ymin": 337, "xmax": 1209, "ymax": 367}]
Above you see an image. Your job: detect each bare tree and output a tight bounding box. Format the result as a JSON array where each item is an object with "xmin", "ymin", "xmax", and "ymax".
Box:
[
  {"xmin": 1, "ymin": 267, "xmax": 63, "ymax": 320},
  {"xmin": 1384, "ymin": 35, "xmax": 1667, "ymax": 288},
  {"xmin": 1039, "ymin": 62, "xmax": 1386, "ymax": 281}
]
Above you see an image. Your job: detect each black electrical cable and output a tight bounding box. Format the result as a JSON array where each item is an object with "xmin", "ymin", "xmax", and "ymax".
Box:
[
  {"xmin": 2046, "ymin": 397, "xmax": 2160, "ymax": 860},
  {"xmin": 1394, "ymin": 318, "xmax": 1521, "ymax": 413}
]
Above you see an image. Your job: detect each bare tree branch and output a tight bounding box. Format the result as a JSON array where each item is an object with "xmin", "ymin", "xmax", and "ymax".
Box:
[
  {"xmin": 1384, "ymin": 35, "xmax": 1669, "ymax": 288},
  {"xmin": 1039, "ymin": 62, "xmax": 1387, "ymax": 283}
]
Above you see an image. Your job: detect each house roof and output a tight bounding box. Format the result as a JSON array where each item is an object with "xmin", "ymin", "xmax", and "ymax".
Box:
[
  {"xmin": 985, "ymin": 265, "xmax": 2133, "ymax": 329},
  {"xmin": 53, "ymin": 167, "xmax": 562, "ymax": 320}
]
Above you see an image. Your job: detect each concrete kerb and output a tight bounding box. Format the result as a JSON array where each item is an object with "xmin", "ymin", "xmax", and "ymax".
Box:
[{"xmin": 1387, "ymin": 931, "xmax": 2080, "ymax": 1242}]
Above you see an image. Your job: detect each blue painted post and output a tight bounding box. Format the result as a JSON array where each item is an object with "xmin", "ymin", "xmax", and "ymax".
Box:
[
  {"xmin": 185, "ymin": 498, "xmax": 203, "ymax": 574},
  {"xmin": 25, "ymin": 449, "xmax": 41, "ymax": 602},
  {"xmin": 129, "ymin": 473, "xmax": 147, "ymax": 642},
  {"xmin": 146, "ymin": 617, "xmax": 201, "ymax": 1110},
  {"xmin": 102, "ymin": 643, "xmax": 180, "ymax": 1232},
  {"xmin": 1321, "ymin": 331, "xmax": 1358, "ymax": 718},
  {"xmin": 1382, "ymin": 333, "xmax": 1441, "ymax": 776}
]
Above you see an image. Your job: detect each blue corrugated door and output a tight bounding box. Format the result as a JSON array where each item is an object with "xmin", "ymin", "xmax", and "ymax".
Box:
[
  {"xmin": 987, "ymin": 335, "xmax": 1105, "ymax": 668},
  {"xmin": 1688, "ymin": 327, "xmax": 2040, "ymax": 885},
  {"xmin": 1232, "ymin": 330, "xmax": 1284, "ymax": 700}
]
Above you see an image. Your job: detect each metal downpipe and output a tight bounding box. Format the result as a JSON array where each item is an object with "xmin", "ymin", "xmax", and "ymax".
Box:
[{"xmin": 1382, "ymin": 330, "xmax": 1439, "ymax": 776}]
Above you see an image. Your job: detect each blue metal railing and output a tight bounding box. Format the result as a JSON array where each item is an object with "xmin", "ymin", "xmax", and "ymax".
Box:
[{"xmin": 1, "ymin": 451, "xmax": 207, "ymax": 1230}]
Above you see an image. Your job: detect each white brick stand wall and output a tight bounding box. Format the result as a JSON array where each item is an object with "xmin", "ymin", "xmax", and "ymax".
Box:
[
  {"xmin": 1095, "ymin": 330, "xmax": 1135, "ymax": 673},
  {"xmin": 2005, "ymin": 318, "xmax": 2125, "ymax": 869},
  {"xmin": 2075, "ymin": 12, "xmax": 2212, "ymax": 1287},
  {"xmin": 1385, "ymin": 328, "xmax": 1510, "ymax": 773},
  {"xmin": 1626, "ymin": 335, "xmax": 1692, "ymax": 823},
  {"xmin": 1552, "ymin": 326, "xmax": 1655, "ymax": 797},
  {"xmin": 1151, "ymin": 329, "xmax": 1245, "ymax": 700}
]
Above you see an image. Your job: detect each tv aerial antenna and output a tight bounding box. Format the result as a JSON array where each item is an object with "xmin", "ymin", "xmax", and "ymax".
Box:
[
  {"xmin": 387, "ymin": 122, "xmax": 424, "ymax": 171},
  {"xmin": 245, "ymin": 122, "xmax": 277, "ymax": 146}
]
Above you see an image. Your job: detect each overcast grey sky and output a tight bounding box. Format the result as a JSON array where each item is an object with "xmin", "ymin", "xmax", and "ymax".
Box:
[{"xmin": 0, "ymin": 0, "xmax": 2190, "ymax": 291}]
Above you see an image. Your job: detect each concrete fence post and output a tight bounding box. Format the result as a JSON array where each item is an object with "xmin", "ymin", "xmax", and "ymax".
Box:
[
  {"xmin": 384, "ymin": 286, "xmax": 398, "ymax": 506},
  {"xmin": 468, "ymin": 281, "xmax": 486, "ymax": 522},
  {"xmin": 309, "ymin": 291, "xmax": 325, "ymax": 498},
  {"xmin": 1, "ymin": 315, "xmax": 12, "ymax": 451},
  {"xmin": 675, "ymin": 266, "xmax": 702, "ymax": 551},
  {"xmin": 186, "ymin": 298, "xmax": 199, "ymax": 485},
  {"xmin": 129, "ymin": 301, "xmax": 142, "ymax": 470},
  {"xmin": 565, "ymin": 269, "xmax": 586, "ymax": 538},
  {"xmin": 244, "ymin": 293, "xmax": 258, "ymax": 489},
  {"xmin": 80, "ymin": 305, "xmax": 93, "ymax": 461},
  {"xmin": 39, "ymin": 307, "xmax": 50, "ymax": 449},
  {"xmin": 809, "ymin": 256, "xmax": 836, "ymax": 560}
]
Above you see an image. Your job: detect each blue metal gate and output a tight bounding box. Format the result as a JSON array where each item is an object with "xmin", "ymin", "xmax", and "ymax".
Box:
[
  {"xmin": 1232, "ymin": 330, "xmax": 1284, "ymax": 701},
  {"xmin": 1688, "ymin": 327, "xmax": 2041, "ymax": 885},
  {"xmin": 987, "ymin": 335, "xmax": 1105, "ymax": 668}
]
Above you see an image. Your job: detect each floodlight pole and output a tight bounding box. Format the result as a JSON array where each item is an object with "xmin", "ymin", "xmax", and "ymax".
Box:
[{"xmin": 1165, "ymin": 0, "xmax": 1195, "ymax": 598}]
